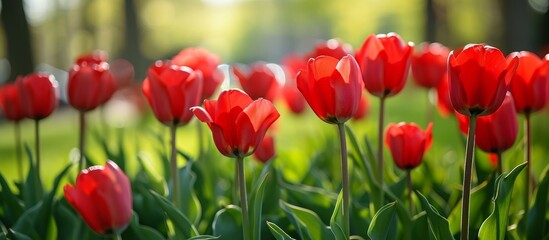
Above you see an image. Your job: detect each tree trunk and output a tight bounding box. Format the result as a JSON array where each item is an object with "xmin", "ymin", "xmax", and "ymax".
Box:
[{"xmin": 1, "ymin": 0, "xmax": 34, "ymax": 82}]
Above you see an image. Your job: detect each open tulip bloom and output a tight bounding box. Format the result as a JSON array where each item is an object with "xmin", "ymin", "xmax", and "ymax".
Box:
[
  {"xmin": 448, "ymin": 43, "xmax": 518, "ymax": 240},
  {"xmin": 191, "ymin": 89, "xmax": 279, "ymax": 240}
]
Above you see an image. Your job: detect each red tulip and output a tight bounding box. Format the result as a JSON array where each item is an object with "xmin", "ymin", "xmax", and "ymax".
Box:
[
  {"xmin": 448, "ymin": 44, "xmax": 518, "ymax": 116},
  {"xmin": 68, "ymin": 60, "xmax": 116, "ymax": 112},
  {"xmin": 385, "ymin": 122, "xmax": 433, "ymax": 170},
  {"xmin": 507, "ymin": 51, "xmax": 549, "ymax": 114},
  {"xmin": 306, "ymin": 39, "xmax": 352, "ymax": 60},
  {"xmin": 355, "ymin": 33, "xmax": 413, "ymax": 98},
  {"xmin": 411, "ymin": 42, "xmax": 450, "ymax": 89},
  {"xmin": 142, "ymin": 60, "xmax": 203, "ymax": 126},
  {"xmin": 17, "ymin": 73, "xmax": 59, "ymax": 120},
  {"xmin": 296, "ymin": 55, "xmax": 364, "ymax": 124},
  {"xmin": 352, "ymin": 94, "xmax": 369, "ymax": 121},
  {"xmin": 191, "ymin": 89, "xmax": 279, "ymax": 158},
  {"xmin": 456, "ymin": 93, "xmax": 518, "ymax": 154},
  {"xmin": 281, "ymin": 55, "xmax": 307, "ymax": 114},
  {"xmin": 0, "ymin": 83, "xmax": 25, "ymax": 121},
  {"xmin": 436, "ymin": 75, "xmax": 453, "ymax": 117},
  {"xmin": 253, "ymin": 135, "xmax": 275, "ymax": 163},
  {"xmin": 64, "ymin": 161, "xmax": 132, "ymax": 235},
  {"xmin": 233, "ymin": 62, "xmax": 280, "ymax": 101},
  {"xmin": 172, "ymin": 47, "xmax": 224, "ymax": 100}
]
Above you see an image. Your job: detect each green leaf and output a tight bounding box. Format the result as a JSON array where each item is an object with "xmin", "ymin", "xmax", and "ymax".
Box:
[
  {"xmin": 447, "ymin": 178, "xmax": 495, "ymax": 235},
  {"xmin": 127, "ymin": 212, "xmax": 165, "ymax": 240},
  {"xmin": 249, "ymin": 162, "xmax": 271, "ymax": 240},
  {"xmin": 22, "ymin": 144, "xmax": 43, "ymax": 208},
  {"xmin": 411, "ymin": 212, "xmax": 431, "ymax": 240},
  {"xmin": 5, "ymin": 229, "xmax": 32, "ymax": 240},
  {"xmin": 280, "ymin": 201, "xmax": 334, "ymax": 240},
  {"xmin": 367, "ymin": 201, "xmax": 398, "ymax": 240},
  {"xmin": 478, "ymin": 162, "xmax": 527, "ymax": 240},
  {"xmin": 136, "ymin": 152, "xmax": 168, "ymax": 196},
  {"xmin": 281, "ymin": 181, "xmax": 337, "ymax": 222},
  {"xmin": 267, "ymin": 221, "xmax": 296, "ymax": 240},
  {"xmin": 178, "ymin": 163, "xmax": 202, "ymax": 226},
  {"xmin": 330, "ymin": 190, "xmax": 346, "ymax": 240},
  {"xmin": 188, "ymin": 235, "xmax": 221, "ymax": 240},
  {"xmin": 527, "ymin": 166, "xmax": 549, "ymax": 239},
  {"xmin": 212, "ymin": 205, "xmax": 243, "ymax": 240},
  {"xmin": 416, "ymin": 191, "xmax": 454, "ymax": 240},
  {"xmin": 150, "ymin": 190, "xmax": 199, "ymax": 239},
  {"xmin": 0, "ymin": 173, "xmax": 24, "ymax": 226},
  {"xmin": 53, "ymin": 199, "xmax": 81, "ymax": 240}
]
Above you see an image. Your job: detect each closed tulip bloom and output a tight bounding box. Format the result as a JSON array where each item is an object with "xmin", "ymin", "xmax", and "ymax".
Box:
[
  {"xmin": 297, "ymin": 55, "xmax": 364, "ymax": 124},
  {"xmin": 507, "ymin": 51, "xmax": 549, "ymax": 114},
  {"xmin": 233, "ymin": 62, "xmax": 280, "ymax": 101},
  {"xmin": 456, "ymin": 93, "xmax": 518, "ymax": 153},
  {"xmin": 172, "ymin": 47, "xmax": 224, "ymax": 100},
  {"xmin": 191, "ymin": 89, "xmax": 280, "ymax": 158},
  {"xmin": 306, "ymin": 39, "xmax": 352, "ymax": 60},
  {"xmin": 64, "ymin": 161, "xmax": 132, "ymax": 235},
  {"xmin": 281, "ymin": 55, "xmax": 307, "ymax": 114},
  {"xmin": 412, "ymin": 42, "xmax": 450, "ymax": 88},
  {"xmin": 355, "ymin": 33, "xmax": 413, "ymax": 98},
  {"xmin": 0, "ymin": 84, "xmax": 25, "ymax": 121},
  {"xmin": 385, "ymin": 122, "xmax": 433, "ymax": 170},
  {"xmin": 142, "ymin": 60, "xmax": 203, "ymax": 126},
  {"xmin": 76, "ymin": 50, "xmax": 109, "ymax": 65},
  {"xmin": 448, "ymin": 44, "xmax": 518, "ymax": 116},
  {"xmin": 254, "ymin": 135, "xmax": 275, "ymax": 163},
  {"xmin": 17, "ymin": 73, "xmax": 59, "ymax": 120},
  {"xmin": 68, "ymin": 60, "xmax": 116, "ymax": 112}
]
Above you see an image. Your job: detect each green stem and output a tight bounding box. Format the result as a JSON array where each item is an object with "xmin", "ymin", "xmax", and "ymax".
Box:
[
  {"xmin": 337, "ymin": 123, "xmax": 350, "ymax": 238},
  {"xmin": 524, "ymin": 112, "xmax": 531, "ymax": 214},
  {"xmin": 78, "ymin": 111, "xmax": 86, "ymax": 171},
  {"xmin": 496, "ymin": 151, "xmax": 502, "ymax": 176},
  {"xmin": 35, "ymin": 119, "xmax": 40, "ymax": 181},
  {"xmin": 406, "ymin": 169, "xmax": 414, "ymax": 216},
  {"xmin": 237, "ymin": 156, "xmax": 250, "ymax": 240},
  {"xmin": 377, "ymin": 96, "xmax": 386, "ymax": 206},
  {"xmin": 170, "ymin": 125, "xmax": 180, "ymax": 208},
  {"xmin": 196, "ymin": 120, "xmax": 204, "ymax": 160},
  {"xmin": 113, "ymin": 233, "xmax": 122, "ymax": 240},
  {"xmin": 234, "ymin": 160, "xmax": 240, "ymax": 205},
  {"xmin": 426, "ymin": 88, "xmax": 433, "ymax": 124},
  {"xmin": 15, "ymin": 121, "xmax": 22, "ymax": 181},
  {"xmin": 460, "ymin": 115, "xmax": 477, "ymax": 240}
]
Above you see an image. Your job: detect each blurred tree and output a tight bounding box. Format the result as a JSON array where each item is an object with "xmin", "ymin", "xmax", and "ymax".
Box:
[
  {"xmin": 1, "ymin": 0, "xmax": 34, "ymax": 82},
  {"xmin": 123, "ymin": 0, "xmax": 146, "ymax": 80}
]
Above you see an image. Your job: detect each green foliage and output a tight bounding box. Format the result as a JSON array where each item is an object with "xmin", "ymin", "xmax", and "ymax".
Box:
[
  {"xmin": 367, "ymin": 201, "xmax": 398, "ymax": 240},
  {"xmin": 416, "ymin": 191, "xmax": 454, "ymax": 240},
  {"xmin": 526, "ymin": 166, "xmax": 549, "ymax": 239},
  {"xmin": 478, "ymin": 162, "xmax": 526, "ymax": 240}
]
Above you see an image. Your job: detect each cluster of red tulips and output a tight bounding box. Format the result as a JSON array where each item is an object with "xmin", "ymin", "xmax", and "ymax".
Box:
[{"xmin": 1, "ymin": 32, "xmax": 549, "ymax": 239}]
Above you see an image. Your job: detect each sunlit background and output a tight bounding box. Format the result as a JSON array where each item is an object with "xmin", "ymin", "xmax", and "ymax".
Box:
[{"xmin": 1, "ymin": 0, "xmax": 548, "ymax": 82}]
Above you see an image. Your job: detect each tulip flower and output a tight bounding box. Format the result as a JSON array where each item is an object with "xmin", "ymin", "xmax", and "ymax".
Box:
[
  {"xmin": 281, "ymin": 55, "xmax": 307, "ymax": 114},
  {"xmin": 68, "ymin": 53, "xmax": 116, "ymax": 171},
  {"xmin": 172, "ymin": 47, "xmax": 224, "ymax": 100},
  {"xmin": 253, "ymin": 135, "xmax": 275, "ymax": 163},
  {"xmin": 0, "ymin": 83, "xmax": 26, "ymax": 180},
  {"xmin": 506, "ymin": 52, "xmax": 549, "ymax": 203},
  {"xmin": 306, "ymin": 39, "xmax": 352, "ymax": 60},
  {"xmin": 412, "ymin": 42, "xmax": 449, "ymax": 89},
  {"xmin": 142, "ymin": 60, "xmax": 203, "ymax": 208},
  {"xmin": 352, "ymin": 94, "xmax": 369, "ymax": 121},
  {"xmin": 297, "ymin": 55, "xmax": 364, "ymax": 124},
  {"xmin": 436, "ymin": 76, "xmax": 453, "ymax": 118},
  {"xmin": 142, "ymin": 60, "xmax": 203, "ymax": 126},
  {"xmin": 456, "ymin": 93, "xmax": 518, "ymax": 175},
  {"xmin": 448, "ymin": 44, "xmax": 518, "ymax": 240},
  {"xmin": 64, "ymin": 161, "xmax": 132, "ymax": 236},
  {"xmin": 296, "ymin": 54, "xmax": 363, "ymax": 238},
  {"xmin": 385, "ymin": 122, "xmax": 433, "ymax": 214},
  {"xmin": 17, "ymin": 73, "xmax": 59, "ymax": 181},
  {"xmin": 233, "ymin": 62, "xmax": 280, "ymax": 101},
  {"xmin": 192, "ymin": 89, "xmax": 279, "ymax": 240},
  {"xmin": 355, "ymin": 33, "xmax": 413, "ymax": 201}
]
